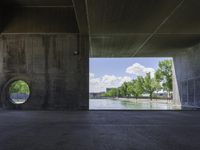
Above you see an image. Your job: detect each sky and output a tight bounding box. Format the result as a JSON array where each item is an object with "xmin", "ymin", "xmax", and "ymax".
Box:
[{"xmin": 90, "ymin": 58, "xmax": 172, "ymax": 93}]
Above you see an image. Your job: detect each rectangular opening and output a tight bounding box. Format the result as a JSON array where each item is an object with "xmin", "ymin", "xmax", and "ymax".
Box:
[{"xmin": 89, "ymin": 57, "xmax": 181, "ymax": 110}]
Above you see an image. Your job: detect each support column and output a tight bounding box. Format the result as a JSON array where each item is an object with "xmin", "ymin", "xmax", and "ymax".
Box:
[{"xmin": 173, "ymin": 44, "xmax": 200, "ymax": 109}]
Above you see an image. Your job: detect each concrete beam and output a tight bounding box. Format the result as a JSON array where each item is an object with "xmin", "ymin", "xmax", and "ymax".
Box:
[
  {"xmin": 1, "ymin": 7, "xmax": 79, "ymax": 33},
  {"xmin": 0, "ymin": 0, "xmax": 73, "ymax": 7}
]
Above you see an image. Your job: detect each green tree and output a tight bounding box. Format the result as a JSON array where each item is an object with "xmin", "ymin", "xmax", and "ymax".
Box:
[
  {"xmin": 103, "ymin": 88, "xmax": 118, "ymax": 98},
  {"xmin": 126, "ymin": 82, "xmax": 133, "ymax": 97},
  {"xmin": 143, "ymin": 73, "xmax": 161, "ymax": 101},
  {"xmin": 119, "ymin": 82, "xmax": 129, "ymax": 97},
  {"xmin": 127, "ymin": 76, "xmax": 144, "ymax": 100},
  {"xmin": 155, "ymin": 59, "xmax": 172, "ymax": 98},
  {"xmin": 9, "ymin": 80, "xmax": 30, "ymax": 94},
  {"xmin": 117, "ymin": 88, "xmax": 123, "ymax": 97}
]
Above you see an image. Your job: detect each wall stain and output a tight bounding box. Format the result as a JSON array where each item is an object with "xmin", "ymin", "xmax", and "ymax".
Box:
[{"xmin": 42, "ymin": 35, "xmax": 50, "ymax": 109}]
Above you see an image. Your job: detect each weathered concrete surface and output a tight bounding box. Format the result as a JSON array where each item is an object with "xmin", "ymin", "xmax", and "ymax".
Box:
[
  {"xmin": 0, "ymin": 0, "xmax": 90, "ymax": 110},
  {"xmin": 173, "ymin": 43, "xmax": 200, "ymax": 108},
  {"xmin": 86, "ymin": 0, "xmax": 200, "ymax": 57},
  {"xmin": 1, "ymin": 7, "xmax": 78, "ymax": 33},
  {"xmin": 0, "ymin": 34, "xmax": 89, "ymax": 110},
  {"xmin": 0, "ymin": 110, "xmax": 200, "ymax": 150},
  {"xmin": 0, "ymin": 1, "xmax": 78, "ymax": 33}
]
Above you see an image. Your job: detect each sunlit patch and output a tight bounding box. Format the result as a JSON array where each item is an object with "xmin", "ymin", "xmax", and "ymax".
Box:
[
  {"xmin": 89, "ymin": 58, "xmax": 178, "ymax": 110},
  {"xmin": 9, "ymin": 80, "xmax": 30, "ymax": 104}
]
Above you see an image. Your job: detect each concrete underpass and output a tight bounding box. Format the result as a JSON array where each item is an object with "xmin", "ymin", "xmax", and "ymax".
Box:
[{"xmin": 0, "ymin": 0, "xmax": 200, "ymax": 149}]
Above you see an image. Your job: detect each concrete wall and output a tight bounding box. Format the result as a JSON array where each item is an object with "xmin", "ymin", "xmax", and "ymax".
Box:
[
  {"xmin": 173, "ymin": 44, "xmax": 200, "ymax": 109},
  {"xmin": 0, "ymin": 34, "xmax": 89, "ymax": 110}
]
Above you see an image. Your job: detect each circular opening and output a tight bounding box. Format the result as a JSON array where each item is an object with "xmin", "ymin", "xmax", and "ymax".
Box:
[{"xmin": 9, "ymin": 80, "xmax": 30, "ymax": 104}]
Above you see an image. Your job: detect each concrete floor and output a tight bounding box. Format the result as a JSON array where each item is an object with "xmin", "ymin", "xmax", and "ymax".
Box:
[{"xmin": 0, "ymin": 110, "xmax": 200, "ymax": 150}]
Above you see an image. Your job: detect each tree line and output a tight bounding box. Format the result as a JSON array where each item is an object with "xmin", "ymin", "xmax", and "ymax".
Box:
[
  {"xmin": 103, "ymin": 60, "xmax": 172, "ymax": 100},
  {"xmin": 9, "ymin": 80, "xmax": 30, "ymax": 95}
]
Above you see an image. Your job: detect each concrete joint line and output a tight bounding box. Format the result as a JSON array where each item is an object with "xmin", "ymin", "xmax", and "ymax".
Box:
[
  {"xmin": 132, "ymin": 0, "xmax": 185, "ymax": 57},
  {"xmin": 72, "ymin": 0, "xmax": 81, "ymax": 34},
  {"xmin": 85, "ymin": 0, "xmax": 93, "ymax": 56}
]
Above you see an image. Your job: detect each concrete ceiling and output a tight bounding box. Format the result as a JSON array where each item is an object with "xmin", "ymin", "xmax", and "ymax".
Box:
[
  {"xmin": 84, "ymin": 0, "xmax": 200, "ymax": 57},
  {"xmin": 0, "ymin": 0, "xmax": 79, "ymax": 33},
  {"xmin": 1, "ymin": 0, "xmax": 200, "ymax": 57},
  {"xmin": 1, "ymin": 0, "xmax": 73, "ymax": 6}
]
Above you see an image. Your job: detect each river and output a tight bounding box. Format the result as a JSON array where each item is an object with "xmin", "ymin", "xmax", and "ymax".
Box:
[{"xmin": 89, "ymin": 98, "xmax": 180, "ymax": 110}]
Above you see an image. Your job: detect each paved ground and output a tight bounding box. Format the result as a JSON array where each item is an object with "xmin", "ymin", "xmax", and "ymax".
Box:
[{"xmin": 0, "ymin": 110, "xmax": 200, "ymax": 150}]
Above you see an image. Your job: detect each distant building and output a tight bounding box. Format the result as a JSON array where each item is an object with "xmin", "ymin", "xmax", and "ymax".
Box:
[{"xmin": 89, "ymin": 92, "xmax": 105, "ymax": 99}]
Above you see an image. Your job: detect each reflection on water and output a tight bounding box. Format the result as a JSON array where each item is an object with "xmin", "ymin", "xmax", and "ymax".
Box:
[{"xmin": 89, "ymin": 99, "xmax": 180, "ymax": 110}]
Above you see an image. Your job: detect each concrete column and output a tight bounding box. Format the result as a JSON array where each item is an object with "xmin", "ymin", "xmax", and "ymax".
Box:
[
  {"xmin": 172, "ymin": 59, "xmax": 181, "ymax": 106},
  {"xmin": 173, "ymin": 44, "xmax": 200, "ymax": 109}
]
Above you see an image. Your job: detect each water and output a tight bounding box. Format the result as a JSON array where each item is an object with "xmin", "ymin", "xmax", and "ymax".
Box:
[{"xmin": 89, "ymin": 98, "xmax": 180, "ymax": 110}]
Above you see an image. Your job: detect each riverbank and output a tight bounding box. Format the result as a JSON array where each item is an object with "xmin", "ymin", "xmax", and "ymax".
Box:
[
  {"xmin": 90, "ymin": 98, "xmax": 181, "ymax": 110},
  {"xmin": 113, "ymin": 98, "xmax": 181, "ymax": 109},
  {"xmin": 114, "ymin": 97, "xmax": 171, "ymax": 103}
]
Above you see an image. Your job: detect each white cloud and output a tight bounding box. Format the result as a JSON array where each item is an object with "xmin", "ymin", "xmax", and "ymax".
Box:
[
  {"xmin": 89, "ymin": 73, "xmax": 95, "ymax": 78},
  {"xmin": 90, "ymin": 63, "xmax": 155, "ymax": 93},
  {"xmin": 102, "ymin": 75, "xmax": 118, "ymax": 84},
  {"xmin": 89, "ymin": 73, "xmax": 132, "ymax": 93},
  {"xmin": 126, "ymin": 63, "xmax": 155, "ymax": 77}
]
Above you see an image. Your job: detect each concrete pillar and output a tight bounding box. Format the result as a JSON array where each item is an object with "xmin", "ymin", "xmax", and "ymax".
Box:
[
  {"xmin": 172, "ymin": 59, "xmax": 181, "ymax": 106},
  {"xmin": 0, "ymin": 34, "xmax": 89, "ymax": 110},
  {"xmin": 173, "ymin": 44, "xmax": 200, "ymax": 109}
]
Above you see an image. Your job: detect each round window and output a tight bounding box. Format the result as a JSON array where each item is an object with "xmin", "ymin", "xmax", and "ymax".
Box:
[{"xmin": 9, "ymin": 80, "xmax": 30, "ymax": 104}]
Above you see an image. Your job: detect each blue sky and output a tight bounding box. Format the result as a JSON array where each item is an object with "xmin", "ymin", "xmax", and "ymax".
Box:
[{"xmin": 90, "ymin": 58, "xmax": 171, "ymax": 92}]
